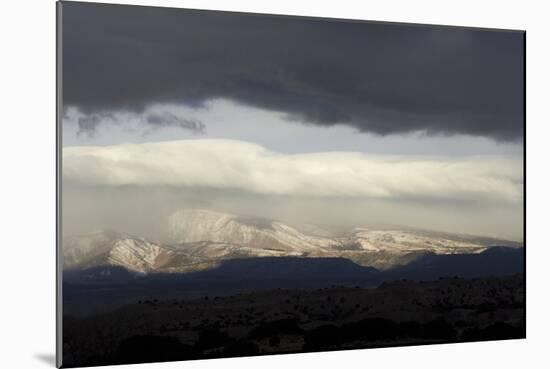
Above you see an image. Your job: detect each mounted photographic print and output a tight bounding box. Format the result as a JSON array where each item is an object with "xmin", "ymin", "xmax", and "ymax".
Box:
[{"xmin": 56, "ymin": 1, "xmax": 525, "ymax": 367}]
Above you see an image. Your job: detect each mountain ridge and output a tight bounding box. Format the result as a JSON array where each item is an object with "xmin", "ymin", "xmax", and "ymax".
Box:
[
  {"xmin": 63, "ymin": 250, "xmax": 524, "ymax": 316},
  {"xmin": 63, "ymin": 209, "xmax": 522, "ymax": 273}
]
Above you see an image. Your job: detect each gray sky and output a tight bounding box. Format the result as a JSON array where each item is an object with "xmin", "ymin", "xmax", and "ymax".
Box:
[
  {"xmin": 63, "ymin": 99, "xmax": 522, "ymax": 157},
  {"xmin": 61, "ymin": 2, "xmax": 524, "ymax": 241}
]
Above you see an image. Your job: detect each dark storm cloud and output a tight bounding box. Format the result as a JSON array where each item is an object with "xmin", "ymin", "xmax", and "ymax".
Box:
[
  {"xmin": 61, "ymin": 2, "xmax": 524, "ymax": 141},
  {"xmin": 77, "ymin": 115, "xmax": 101, "ymax": 137},
  {"xmin": 75, "ymin": 111, "xmax": 116, "ymax": 137},
  {"xmin": 71, "ymin": 109, "xmax": 205, "ymax": 137},
  {"xmin": 146, "ymin": 112, "xmax": 205, "ymax": 133}
]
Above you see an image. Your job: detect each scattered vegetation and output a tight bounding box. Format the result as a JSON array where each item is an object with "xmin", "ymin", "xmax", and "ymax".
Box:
[{"xmin": 63, "ymin": 274, "xmax": 524, "ymax": 367}]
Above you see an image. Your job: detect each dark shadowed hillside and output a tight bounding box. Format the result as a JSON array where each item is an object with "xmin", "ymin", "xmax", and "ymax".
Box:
[
  {"xmin": 63, "ymin": 247, "xmax": 523, "ymax": 316},
  {"xmin": 388, "ymin": 247, "xmax": 524, "ymax": 280},
  {"xmin": 63, "ymin": 273, "xmax": 525, "ymax": 367}
]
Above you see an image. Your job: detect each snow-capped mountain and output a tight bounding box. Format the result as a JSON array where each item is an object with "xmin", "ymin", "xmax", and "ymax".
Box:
[
  {"xmin": 63, "ymin": 209, "xmax": 520, "ymax": 273},
  {"xmin": 345, "ymin": 228, "xmax": 490, "ymax": 254},
  {"xmin": 168, "ymin": 209, "xmax": 340, "ymax": 253},
  {"xmin": 63, "ymin": 230, "xmax": 210, "ymax": 273}
]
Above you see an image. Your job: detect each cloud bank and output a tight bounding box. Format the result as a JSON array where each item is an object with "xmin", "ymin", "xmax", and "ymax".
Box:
[
  {"xmin": 62, "ymin": 2, "xmax": 524, "ymax": 141},
  {"xmin": 63, "ymin": 139, "xmax": 522, "ymax": 203}
]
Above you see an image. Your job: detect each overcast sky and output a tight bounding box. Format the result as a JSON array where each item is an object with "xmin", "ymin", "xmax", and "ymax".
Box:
[{"xmin": 61, "ymin": 2, "xmax": 524, "ymax": 241}]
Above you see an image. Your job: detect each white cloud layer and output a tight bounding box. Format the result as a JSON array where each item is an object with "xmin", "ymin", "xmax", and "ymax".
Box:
[{"xmin": 63, "ymin": 139, "xmax": 523, "ymax": 203}]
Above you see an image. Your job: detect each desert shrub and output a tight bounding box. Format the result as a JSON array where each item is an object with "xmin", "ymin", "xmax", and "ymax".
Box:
[
  {"xmin": 196, "ymin": 327, "xmax": 230, "ymax": 349},
  {"xmin": 115, "ymin": 335, "xmax": 196, "ymax": 364},
  {"xmin": 461, "ymin": 322, "xmax": 525, "ymax": 341},
  {"xmin": 269, "ymin": 336, "xmax": 281, "ymax": 347},
  {"xmin": 397, "ymin": 321, "xmax": 423, "ymax": 338},
  {"xmin": 248, "ymin": 318, "xmax": 302, "ymax": 339},
  {"xmin": 422, "ymin": 318, "xmax": 457, "ymax": 340},
  {"xmin": 341, "ymin": 318, "xmax": 398, "ymax": 342},
  {"xmin": 223, "ymin": 340, "xmax": 260, "ymax": 356},
  {"xmin": 303, "ymin": 325, "xmax": 341, "ymax": 350}
]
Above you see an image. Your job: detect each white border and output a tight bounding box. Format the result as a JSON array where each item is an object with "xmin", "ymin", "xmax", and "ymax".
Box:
[{"xmin": 2, "ymin": 1, "xmax": 549, "ymax": 369}]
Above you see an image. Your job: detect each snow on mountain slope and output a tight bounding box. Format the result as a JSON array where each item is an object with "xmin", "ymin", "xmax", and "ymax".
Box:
[
  {"xmin": 107, "ymin": 238, "xmax": 175, "ymax": 273},
  {"xmin": 348, "ymin": 228, "xmax": 488, "ymax": 254},
  {"xmin": 167, "ymin": 209, "xmax": 492, "ymax": 256},
  {"xmin": 63, "ymin": 230, "xmax": 123, "ymax": 270},
  {"xmin": 64, "ymin": 210, "xmax": 518, "ymax": 273},
  {"xmin": 179, "ymin": 241, "xmax": 303, "ymax": 259},
  {"xmin": 168, "ymin": 209, "xmax": 340, "ymax": 253},
  {"xmin": 63, "ymin": 231, "xmax": 195, "ymax": 273}
]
